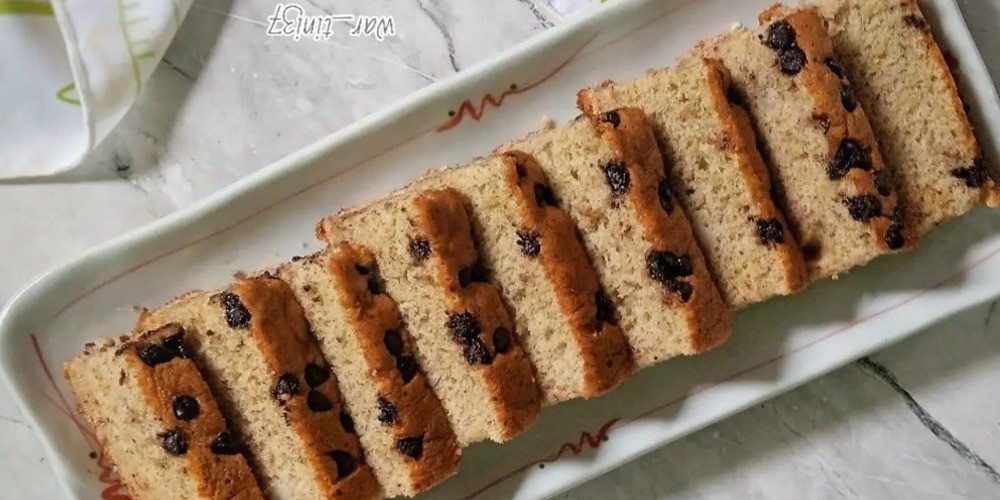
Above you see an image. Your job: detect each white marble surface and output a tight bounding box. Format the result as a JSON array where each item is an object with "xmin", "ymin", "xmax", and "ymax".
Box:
[{"xmin": 1, "ymin": 0, "xmax": 999, "ymax": 498}]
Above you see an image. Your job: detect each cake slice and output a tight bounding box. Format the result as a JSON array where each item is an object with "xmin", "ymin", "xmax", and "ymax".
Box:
[
  {"xmin": 578, "ymin": 54, "xmax": 808, "ymax": 307},
  {"xmin": 702, "ymin": 7, "xmax": 911, "ymax": 281},
  {"xmin": 316, "ymin": 188, "xmax": 542, "ymax": 445},
  {"xmin": 497, "ymin": 108, "xmax": 731, "ymax": 367},
  {"xmin": 276, "ymin": 247, "xmax": 461, "ymax": 497},
  {"xmin": 65, "ymin": 324, "xmax": 263, "ymax": 500},
  {"xmin": 137, "ymin": 278, "xmax": 381, "ymax": 500},
  {"xmin": 815, "ymin": 0, "xmax": 1000, "ymax": 234},
  {"xmin": 407, "ymin": 153, "xmax": 634, "ymax": 403}
]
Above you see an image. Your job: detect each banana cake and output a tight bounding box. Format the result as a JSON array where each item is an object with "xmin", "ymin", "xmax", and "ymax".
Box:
[
  {"xmin": 64, "ymin": 324, "xmax": 263, "ymax": 500},
  {"xmin": 276, "ymin": 247, "xmax": 461, "ymax": 497},
  {"xmin": 407, "ymin": 152, "xmax": 634, "ymax": 404},
  {"xmin": 815, "ymin": 0, "xmax": 1000, "ymax": 234},
  {"xmin": 136, "ymin": 279, "xmax": 381, "ymax": 500},
  {"xmin": 702, "ymin": 7, "xmax": 911, "ymax": 281},
  {"xmin": 316, "ymin": 187, "xmax": 542, "ymax": 446},
  {"xmin": 498, "ymin": 108, "xmax": 731, "ymax": 367},
  {"xmin": 578, "ymin": 54, "xmax": 808, "ymax": 307}
]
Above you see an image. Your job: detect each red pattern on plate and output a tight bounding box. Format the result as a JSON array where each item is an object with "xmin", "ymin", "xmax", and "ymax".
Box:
[
  {"xmin": 461, "ymin": 418, "xmax": 621, "ymax": 500},
  {"xmin": 32, "ymin": 335, "xmax": 130, "ymax": 499},
  {"xmin": 435, "ymin": 39, "xmax": 592, "ymax": 133}
]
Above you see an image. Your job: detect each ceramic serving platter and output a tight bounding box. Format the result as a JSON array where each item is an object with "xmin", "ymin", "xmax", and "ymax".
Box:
[{"xmin": 3, "ymin": 0, "xmax": 999, "ymax": 498}]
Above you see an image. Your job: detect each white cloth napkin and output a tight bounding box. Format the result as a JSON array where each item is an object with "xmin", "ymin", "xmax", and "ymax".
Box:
[{"xmin": 0, "ymin": 0, "xmax": 191, "ymax": 179}]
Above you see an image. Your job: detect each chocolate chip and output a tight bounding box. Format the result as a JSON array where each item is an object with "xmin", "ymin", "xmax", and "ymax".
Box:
[
  {"xmin": 307, "ymin": 390, "xmax": 333, "ymax": 412},
  {"xmin": 463, "ymin": 337, "xmax": 493, "ymax": 365},
  {"xmin": 340, "ymin": 410, "xmax": 356, "ymax": 434},
  {"xmin": 726, "ymin": 86, "xmax": 744, "ymax": 107},
  {"xmin": 756, "ymin": 218, "xmax": 785, "ymax": 246},
  {"xmin": 273, "ymin": 373, "xmax": 300, "ymax": 400},
  {"xmin": 377, "ymin": 397, "xmax": 396, "ymax": 424},
  {"xmin": 366, "ymin": 277, "xmax": 382, "ymax": 295},
  {"xmin": 657, "ymin": 178, "xmax": 674, "ymax": 214},
  {"xmin": 492, "ymin": 327, "xmax": 511, "ymax": 354},
  {"xmin": 162, "ymin": 332, "xmax": 187, "ymax": 359},
  {"xmin": 470, "ymin": 263, "xmax": 490, "ymax": 283},
  {"xmin": 802, "ymin": 242, "xmax": 822, "ymax": 261},
  {"xmin": 595, "ymin": 289, "xmax": 616, "ymax": 324},
  {"xmin": 160, "ymin": 430, "xmax": 187, "ymax": 456},
  {"xmin": 172, "ymin": 395, "xmax": 200, "ymax": 421},
  {"xmin": 515, "ymin": 162, "xmax": 527, "ymax": 179},
  {"xmin": 844, "ymin": 195, "xmax": 883, "ymax": 221},
  {"xmin": 397, "ymin": 436, "xmax": 424, "ymax": 459},
  {"xmin": 458, "ymin": 267, "xmax": 473, "ymax": 287},
  {"xmin": 601, "ymin": 110, "xmax": 621, "ymax": 128},
  {"xmin": 951, "ymin": 161, "xmax": 990, "ymax": 188},
  {"xmin": 304, "ymin": 363, "xmax": 330, "ymax": 388},
  {"xmin": 873, "ymin": 170, "xmax": 893, "ymax": 196},
  {"xmin": 778, "ymin": 47, "xmax": 807, "ymax": 75},
  {"xmin": 903, "ymin": 14, "xmax": 928, "ymax": 30},
  {"xmin": 384, "ymin": 330, "xmax": 404, "ymax": 356},
  {"xmin": 666, "ymin": 280, "xmax": 694, "ymax": 303},
  {"xmin": 828, "ymin": 139, "xmax": 873, "ymax": 180},
  {"xmin": 841, "ymin": 86, "xmax": 858, "ymax": 112},
  {"xmin": 219, "ymin": 291, "xmax": 251, "ymax": 329},
  {"xmin": 646, "ymin": 251, "xmax": 694, "ymax": 284},
  {"xmin": 354, "ymin": 264, "xmax": 370, "ymax": 275},
  {"xmin": 534, "ymin": 183, "xmax": 558, "ymax": 207},
  {"xmin": 825, "ymin": 57, "xmax": 845, "ymax": 78},
  {"xmin": 765, "ymin": 21, "xmax": 796, "ymax": 51},
  {"xmin": 447, "ymin": 312, "xmax": 481, "ymax": 342},
  {"xmin": 137, "ymin": 344, "xmax": 174, "ymax": 367},
  {"xmin": 601, "ymin": 160, "xmax": 630, "ymax": 197},
  {"xmin": 396, "ymin": 355, "xmax": 418, "ymax": 384},
  {"xmin": 886, "ymin": 223, "xmax": 906, "ymax": 250},
  {"xmin": 516, "ymin": 230, "xmax": 541, "ymax": 258},
  {"xmin": 328, "ymin": 451, "xmax": 357, "ymax": 479},
  {"xmin": 409, "ymin": 237, "xmax": 431, "ymax": 262},
  {"xmin": 210, "ymin": 431, "xmax": 240, "ymax": 455}
]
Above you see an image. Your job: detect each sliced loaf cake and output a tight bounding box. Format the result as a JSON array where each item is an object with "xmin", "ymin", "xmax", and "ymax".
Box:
[
  {"xmin": 702, "ymin": 7, "xmax": 911, "ymax": 281},
  {"xmin": 409, "ymin": 153, "xmax": 634, "ymax": 403},
  {"xmin": 276, "ymin": 247, "xmax": 461, "ymax": 497},
  {"xmin": 578, "ymin": 55, "xmax": 807, "ymax": 307},
  {"xmin": 816, "ymin": 0, "xmax": 1000, "ymax": 234},
  {"xmin": 65, "ymin": 324, "xmax": 263, "ymax": 500},
  {"xmin": 316, "ymin": 188, "xmax": 542, "ymax": 445},
  {"xmin": 497, "ymin": 108, "xmax": 731, "ymax": 367},
  {"xmin": 137, "ymin": 279, "xmax": 381, "ymax": 500}
]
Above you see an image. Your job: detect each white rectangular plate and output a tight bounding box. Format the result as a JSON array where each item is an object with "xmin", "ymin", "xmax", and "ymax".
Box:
[{"xmin": 3, "ymin": 0, "xmax": 999, "ymax": 498}]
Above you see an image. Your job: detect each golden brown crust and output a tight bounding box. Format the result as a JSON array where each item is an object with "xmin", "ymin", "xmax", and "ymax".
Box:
[
  {"xmin": 760, "ymin": 7, "xmax": 914, "ymax": 256},
  {"xmin": 703, "ymin": 58, "xmax": 808, "ymax": 295},
  {"xmin": 410, "ymin": 188, "xmax": 542, "ymax": 440},
  {"xmin": 123, "ymin": 324, "xmax": 264, "ymax": 500},
  {"xmin": 897, "ymin": 0, "xmax": 1000, "ymax": 208},
  {"xmin": 325, "ymin": 244, "xmax": 461, "ymax": 493},
  {"xmin": 594, "ymin": 108, "xmax": 731, "ymax": 353},
  {"xmin": 224, "ymin": 276, "xmax": 381, "ymax": 500},
  {"xmin": 500, "ymin": 151, "xmax": 634, "ymax": 397}
]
